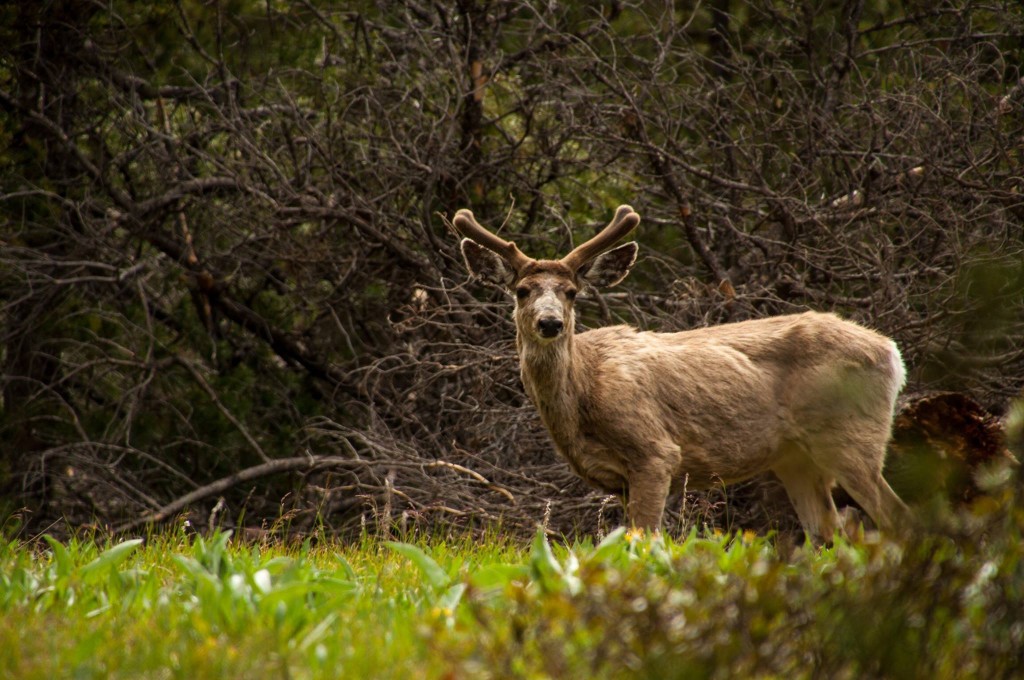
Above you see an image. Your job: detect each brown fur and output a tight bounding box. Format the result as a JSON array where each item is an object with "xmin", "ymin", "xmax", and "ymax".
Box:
[{"xmin": 455, "ymin": 207, "xmax": 911, "ymax": 539}]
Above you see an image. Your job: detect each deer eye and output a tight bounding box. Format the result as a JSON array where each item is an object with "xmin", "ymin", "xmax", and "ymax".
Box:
[{"xmin": 515, "ymin": 286, "xmax": 530, "ymax": 300}]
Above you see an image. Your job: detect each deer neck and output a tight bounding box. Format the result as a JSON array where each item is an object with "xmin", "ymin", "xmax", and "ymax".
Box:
[{"xmin": 517, "ymin": 332, "xmax": 585, "ymax": 445}]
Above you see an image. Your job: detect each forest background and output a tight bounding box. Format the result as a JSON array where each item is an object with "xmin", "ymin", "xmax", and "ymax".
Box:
[{"xmin": 2, "ymin": 0, "xmax": 1023, "ymax": 539}]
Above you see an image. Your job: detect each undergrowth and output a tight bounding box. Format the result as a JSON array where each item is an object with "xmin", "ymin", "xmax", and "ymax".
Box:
[{"xmin": 2, "ymin": 495, "xmax": 1023, "ymax": 679}]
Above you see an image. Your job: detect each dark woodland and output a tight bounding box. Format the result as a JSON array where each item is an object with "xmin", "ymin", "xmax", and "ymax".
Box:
[{"xmin": 2, "ymin": 0, "xmax": 1023, "ymax": 539}]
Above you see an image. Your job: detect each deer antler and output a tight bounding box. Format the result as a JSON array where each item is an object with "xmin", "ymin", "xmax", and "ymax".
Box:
[
  {"xmin": 452, "ymin": 209, "xmax": 532, "ymax": 273},
  {"xmin": 560, "ymin": 205, "xmax": 640, "ymax": 271}
]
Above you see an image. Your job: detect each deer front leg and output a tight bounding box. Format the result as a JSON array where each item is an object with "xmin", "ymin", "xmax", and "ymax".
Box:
[{"xmin": 626, "ymin": 464, "xmax": 672, "ymax": 530}]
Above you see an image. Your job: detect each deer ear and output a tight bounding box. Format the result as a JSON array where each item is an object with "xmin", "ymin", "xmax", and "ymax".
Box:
[
  {"xmin": 577, "ymin": 242, "xmax": 638, "ymax": 288},
  {"xmin": 460, "ymin": 239, "xmax": 516, "ymax": 286}
]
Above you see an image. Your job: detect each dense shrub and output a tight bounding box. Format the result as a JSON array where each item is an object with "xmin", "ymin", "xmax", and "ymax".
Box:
[{"xmin": 2, "ymin": 1, "xmax": 1022, "ymax": 536}]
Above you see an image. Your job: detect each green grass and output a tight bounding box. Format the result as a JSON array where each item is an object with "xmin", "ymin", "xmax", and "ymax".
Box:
[{"xmin": 2, "ymin": 502, "xmax": 1024, "ymax": 679}]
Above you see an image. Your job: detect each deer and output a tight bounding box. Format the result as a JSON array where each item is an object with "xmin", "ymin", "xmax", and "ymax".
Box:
[{"xmin": 451, "ymin": 204, "xmax": 912, "ymax": 541}]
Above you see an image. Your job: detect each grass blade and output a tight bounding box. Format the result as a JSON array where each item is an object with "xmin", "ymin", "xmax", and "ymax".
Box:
[
  {"xmin": 385, "ymin": 542, "xmax": 449, "ymax": 590},
  {"xmin": 42, "ymin": 535, "xmax": 73, "ymax": 579},
  {"xmin": 79, "ymin": 539, "xmax": 143, "ymax": 579}
]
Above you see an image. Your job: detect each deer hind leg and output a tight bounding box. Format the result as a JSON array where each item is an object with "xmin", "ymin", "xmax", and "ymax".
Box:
[
  {"xmin": 827, "ymin": 448, "xmax": 912, "ymax": 535},
  {"xmin": 772, "ymin": 457, "xmax": 841, "ymax": 542}
]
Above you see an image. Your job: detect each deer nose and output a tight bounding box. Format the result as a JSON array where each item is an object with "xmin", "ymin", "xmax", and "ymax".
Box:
[{"xmin": 537, "ymin": 317, "xmax": 564, "ymax": 338}]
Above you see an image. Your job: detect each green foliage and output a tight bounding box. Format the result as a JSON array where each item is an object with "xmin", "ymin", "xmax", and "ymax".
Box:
[
  {"xmin": 921, "ymin": 256, "xmax": 1024, "ymax": 392},
  {"xmin": 2, "ymin": 512, "xmax": 1024, "ymax": 678}
]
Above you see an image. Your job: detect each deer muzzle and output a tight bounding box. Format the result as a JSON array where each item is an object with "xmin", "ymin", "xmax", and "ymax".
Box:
[{"xmin": 537, "ymin": 317, "xmax": 564, "ymax": 338}]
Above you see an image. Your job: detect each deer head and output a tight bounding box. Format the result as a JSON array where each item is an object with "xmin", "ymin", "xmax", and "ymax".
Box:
[{"xmin": 453, "ymin": 205, "xmax": 641, "ymax": 343}]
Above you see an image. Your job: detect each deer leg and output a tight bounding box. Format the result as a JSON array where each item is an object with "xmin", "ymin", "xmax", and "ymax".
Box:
[
  {"xmin": 807, "ymin": 428, "xmax": 913, "ymax": 535},
  {"xmin": 626, "ymin": 465, "xmax": 672, "ymax": 530},
  {"xmin": 772, "ymin": 458, "xmax": 841, "ymax": 542},
  {"xmin": 829, "ymin": 454, "xmax": 912, "ymax": 535}
]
